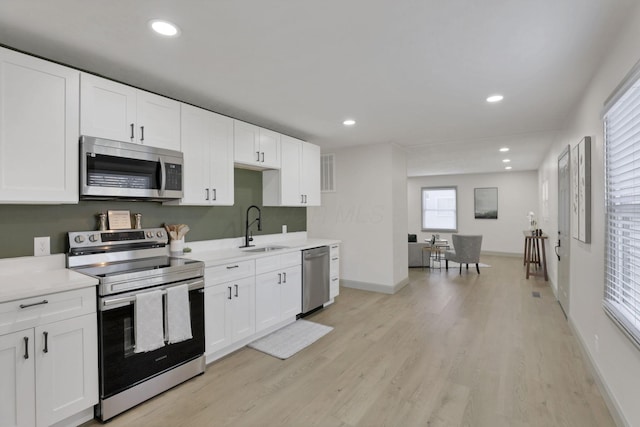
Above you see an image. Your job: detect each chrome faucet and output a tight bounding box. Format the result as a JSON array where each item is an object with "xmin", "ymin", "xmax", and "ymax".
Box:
[{"xmin": 240, "ymin": 205, "xmax": 262, "ymax": 248}]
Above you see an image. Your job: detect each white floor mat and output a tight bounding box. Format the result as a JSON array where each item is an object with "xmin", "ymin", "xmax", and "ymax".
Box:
[{"xmin": 248, "ymin": 319, "xmax": 333, "ymax": 360}]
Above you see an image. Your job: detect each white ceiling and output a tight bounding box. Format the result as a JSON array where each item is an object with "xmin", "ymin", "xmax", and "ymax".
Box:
[{"xmin": 0, "ymin": 0, "xmax": 636, "ymax": 176}]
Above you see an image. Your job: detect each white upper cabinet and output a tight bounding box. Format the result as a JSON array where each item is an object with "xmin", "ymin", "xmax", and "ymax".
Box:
[
  {"xmin": 234, "ymin": 120, "xmax": 281, "ymax": 169},
  {"xmin": 0, "ymin": 47, "xmax": 79, "ymax": 204},
  {"xmin": 170, "ymin": 104, "xmax": 234, "ymax": 206},
  {"xmin": 263, "ymin": 135, "xmax": 321, "ymax": 206},
  {"xmin": 80, "ymin": 73, "xmax": 181, "ymax": 151}
]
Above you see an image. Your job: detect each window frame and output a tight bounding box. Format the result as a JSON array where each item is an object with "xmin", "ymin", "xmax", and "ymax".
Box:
[
  {"xmin": 602, "ymin": 58, "xmax": 640, "ymax": 352},
  {"xmin": 420, "ymin": 186, "xmax": 458, "ymax": 232}
]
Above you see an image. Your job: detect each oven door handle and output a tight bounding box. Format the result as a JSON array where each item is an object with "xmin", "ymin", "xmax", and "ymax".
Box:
[{"xmin": 100, "ymin": 278, "xmax": 204, "ymax": 310}]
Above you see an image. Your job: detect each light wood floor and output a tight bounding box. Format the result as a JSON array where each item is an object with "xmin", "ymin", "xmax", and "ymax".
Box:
[{"xmin": 83, "ymin": 256, "xmax": 615, "ymax": 427}]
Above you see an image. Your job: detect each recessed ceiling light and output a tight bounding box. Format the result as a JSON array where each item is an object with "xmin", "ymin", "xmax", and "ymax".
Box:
[
  {"xmin": 499, "ymin": 147, "xmax": 510, "ymax": 152},
  {"xmin": 149, "ymin": 19, "xmax": 181, "ymax": 37},
  {"xmin": 343, "ymin": 119, "xmax": 356, "ymax": 126},
  {"xmin": 487, "ymin": 94, "xmax": 504, "ymax": 103},
  {"xmin": 505, "ymin": 166, "xmax": 513, "ymax": 170},
  {"xmin": 502, "ymin": 159, "xmax": 511, "ymax": 163}
]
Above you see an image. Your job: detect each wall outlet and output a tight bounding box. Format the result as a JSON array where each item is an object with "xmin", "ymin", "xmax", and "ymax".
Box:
[
  {"xmin": 34, "ymin": 236, "xmax": 50, "ymax": 256},
  {"xmin": 282, "ymin": 225, "xmax": 287, "ymax": 234}
]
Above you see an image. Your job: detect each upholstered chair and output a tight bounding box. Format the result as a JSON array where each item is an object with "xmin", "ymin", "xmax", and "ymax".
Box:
[{"xmin": 445, "ymin": 235, "xmax": 483, "ymax": 274}]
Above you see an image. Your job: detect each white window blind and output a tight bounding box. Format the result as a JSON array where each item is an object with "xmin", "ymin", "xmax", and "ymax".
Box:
[{"xmin": 603, "ymin": 66, "xmax": 640, "ymax": 350}]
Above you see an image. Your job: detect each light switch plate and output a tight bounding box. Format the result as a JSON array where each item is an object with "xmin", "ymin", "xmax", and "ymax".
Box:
[{"xmin": 34, "ymin": 236, "xmax": 50, "ymax": 256}]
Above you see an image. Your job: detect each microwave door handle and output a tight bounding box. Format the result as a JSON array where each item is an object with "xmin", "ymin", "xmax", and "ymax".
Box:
[{"xmin": 159, "ymin": 157, "xmax": 166, "ymax": 196}]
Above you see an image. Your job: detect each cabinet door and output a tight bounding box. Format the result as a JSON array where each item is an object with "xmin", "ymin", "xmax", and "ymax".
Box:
[
  {"xmin": 80, "ymin": 73, "xmax": 137, "ymax": 143},
  {"xmin": 258, "ymin": 128, "xmax": 281, "ymax": 169},
  {"xmin": 209, "ymin": 112, "xmax": 235, "ymax": 205},
  {"xmin": 0, "ymin": 330, "xmax": 35, "ymax": 427},
  {"xmin": 279, "ymin": 136, "xmax": 302, "ymax": 205},
  {"xmin": 136, "ymin": 90, "xmax": 181, "ymax": 150},
  {"xmin": 234, "ymin": 120, "xmax": 260, "ymax": 166},
  {"xmin": 280, "ymin": 265, "xmax": 302, "ymax": 319},
  {"xmin": 35, "ymin": 314, "xmax": 98, "ymax": 427},
  {"xmin": 180, "ymin": 104, "xmax": 212, "ymax": 205},
  {"xmin": 301, "ymin": 142, "xmax": 321, "ymax": 206},
  {"xmin": 0, "ymin": 48, "xmax": 79, "ymax": 204},
  {"xmin": 231, "ymin": 277, "xmax": 255, "ymax": 342},
  {"xmin": 205, "ymin": 283, "xmax": 233, "ymax": 355},
  {"xmin": 255, "ymin": 271, "xmax": 281, "ymax": 332}
]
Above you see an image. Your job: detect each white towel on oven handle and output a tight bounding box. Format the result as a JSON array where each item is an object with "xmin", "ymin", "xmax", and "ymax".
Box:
[
  {"xmin": 134, "ymin": 289, "xmax": 165, "ymax": 353},
  {"xmin": 165, "ymin": 284, "xmax": 192, "ymax": 344}
]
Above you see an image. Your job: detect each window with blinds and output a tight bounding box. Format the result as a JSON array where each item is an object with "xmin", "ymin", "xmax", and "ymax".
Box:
[{"xmin": 603, "ymin": 63, "xmax": 640, "ymax": 350}]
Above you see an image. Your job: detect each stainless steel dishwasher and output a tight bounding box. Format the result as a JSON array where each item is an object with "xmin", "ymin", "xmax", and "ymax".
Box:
[{"xmin": 301, "ymin": 246, "xmax": 330, "ymax": 314}]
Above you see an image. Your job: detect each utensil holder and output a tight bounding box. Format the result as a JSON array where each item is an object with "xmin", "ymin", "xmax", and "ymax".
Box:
[{"xmin": 170, "ymin": 238, "xmax": 184, "ymax": 256}]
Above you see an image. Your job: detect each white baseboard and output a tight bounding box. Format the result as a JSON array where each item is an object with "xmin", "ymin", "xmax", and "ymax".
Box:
[
  {"xmin": 341, "ymin": 277, "xmax": 409, "ymax": 295},
  {"xmin": 568, "ymin": 317, "xmax": 629, "ymax": 427}
]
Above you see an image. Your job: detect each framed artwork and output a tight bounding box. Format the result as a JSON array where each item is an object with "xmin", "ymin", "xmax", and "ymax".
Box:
[
  {"xmin": 474, "ymin": 187, "xmax": 498, "ymax": 219},
  {"xmin": 571, "ymin": 136, "xmax": 591, "ymax": 243}
]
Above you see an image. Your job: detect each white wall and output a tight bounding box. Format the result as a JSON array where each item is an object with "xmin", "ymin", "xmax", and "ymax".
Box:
[
  {"xmin": 538, "ymin": 4, "xmax": 640, "ymax": 425},
  {"xmin": 407, "ymin": 171, "xmax": 538, "ymax": 254},
  {"xmin": 307, "ymin": 143, "xmax": 408, "ymax": 293}
]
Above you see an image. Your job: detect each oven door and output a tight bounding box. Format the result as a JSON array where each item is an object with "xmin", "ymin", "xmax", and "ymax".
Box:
[{"xmin": 98, "ymin": 279, "xmax": 204, "ymax": 399}]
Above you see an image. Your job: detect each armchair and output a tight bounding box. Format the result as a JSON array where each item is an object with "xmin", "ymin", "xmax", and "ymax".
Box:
[{"xmin": 445, "ymin": 235, "xmax": 483, "ymax": 274}]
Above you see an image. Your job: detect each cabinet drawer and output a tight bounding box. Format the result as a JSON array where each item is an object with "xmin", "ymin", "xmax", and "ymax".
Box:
[
  {"xmin": 330, "ymin": 244, "xmax": 340, "ymax": 258},
  {"xmin": 0, "ymin": 287, "xmax": 96, "ymax": 336},
  {"xmin": 330, "ymin": 257, "xmax": 340, "ymax": 276},
  {"xmin": 255, "ymin": 251, "xmax": 301, "ymax": 275},
  {"xmin": 330, "ymin": 276, "xmax": 340, "ymax": 298},
  {"xmin": 205, "ymin": 260, "xmax": 255, "ymax": 286}
]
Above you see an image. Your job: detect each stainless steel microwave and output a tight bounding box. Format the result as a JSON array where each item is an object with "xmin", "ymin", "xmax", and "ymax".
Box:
[{"xmin": 80, "ymin": 136, "xmax": 184, "ymax": 201}]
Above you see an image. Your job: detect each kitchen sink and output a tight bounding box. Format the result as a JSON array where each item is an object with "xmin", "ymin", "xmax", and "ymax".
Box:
[{"xmin": 242, "ymin": 246, "xmax": 287, "ymax": 253}]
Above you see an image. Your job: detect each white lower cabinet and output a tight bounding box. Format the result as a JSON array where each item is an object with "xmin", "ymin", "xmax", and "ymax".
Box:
[
  {"xmin": 0, "ymin": 288, "xmax": 98, "ymax": 427},
  {"xmin": 255, "ymin": 253, "xmax": 302, "ymax": 332},
  {"xmin": 329, "ymin": 244, "xmax": 340, "ymax": 299},
  {"xmin": 205, "ymin": 270, "xmax": 256, "ymax": 356}
]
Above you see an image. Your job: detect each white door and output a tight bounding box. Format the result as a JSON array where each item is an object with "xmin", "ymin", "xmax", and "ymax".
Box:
[
  {"xmin": 557, "ymin": 146, "xmax": 571, "ymax": 316},
  {"xmin": 234, "ymin": 120, "xmax": 260, "ymax": 166},
  {"xmin": 301, "ymin": 142, "xmax": 321, "ymax": 205},
  {"xmin": 258, "ymin": 128, "xmax": 281, "ymax": 169},
  {"xmin": 0, "ymin": 47, "xmax": 79, "ymax": 203},
  {"xmin": 80, "ymin": 73, "xmax": 137, "ymax": 142},
  {"xmin": 280, "ymin": 265, "xmax": 302, "ymax": 319},
  {"xmin": 205, "ymin": 283, "xmax": 233, "ymax": 355},
  {"xmin": 209, "ymin": 112, "xmax": 235, "ymax": 205},
  {"xmin": 254, "ymin": 272, "xmax": 281, "ymax": 332},
  {"xmin": 279, "ymin": 136, "xmax": 302, "ymax": 205},
  {"xmin": 136, "ymin": 90, "xmax": 181, "ymax": 150},
  {"xmin": 35, "ymin": 314, "xmax": 98, "ymax": 427},
  {"xmin": 0, "ymin": 330, "xmax": 35, "ymax": 427},
  {"xmin": 230, "ymin": 277, "xmax": 255, "ymax": 342}
]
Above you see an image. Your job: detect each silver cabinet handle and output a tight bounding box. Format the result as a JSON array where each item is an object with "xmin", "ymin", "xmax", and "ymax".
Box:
[
  {"xmin": 130, "ymin": 123, "xmax": 135, "ymax": 140},
  {"xmin": 261, "ymin": 152, "xmax": 265, "ymax": 162},
  {"xmin": 332, "ymin": 277, "xmax": 339, "ymax": 282},
  {"xmin": 332, "ymin": 257, "xmax": 339, "ymax": 261},
  {"xmin": 228, "ymin": 286, "xmax": 232, "ymax": 300},
  {"xmin": 213, "ymin": 188, "xmax": 217, "ymax": 201},
  {"xmin": 19, "ymin": 299, "xmax": 48, "ymax": 309},
  {"xmin": 301, "ymin": 194, "xmax": 305, "ymax": 204},
  {"xmin": 226, "ymin": 265, "xmax": 239, "ymax": 269},
  {"xmin": 140, "ymin": 125, "xmax": 145, "ymax": 142},
  {"xmin": 206, "ymin": 188, "xmax": 210, "ymax": 200},
  {"xmin": 24, "ymin": 337, "xmax": 29, "ymax": 359},
  {"xmin": 278, "ymin": 273, "xmax": 282, "ymax": 284},
  {"xmin": 234, "ymin": 284, "xmax": 239, "ymax": 297},
  {"xmin": 256, "ymin": 151, "xmax": 260, "ymax": 162},
  {"xmin": 283, "ymin": 272, "xmax": 287, "ymax": 283},
  {"xmin": 43, "ymin": 331, "xmax": 49, "ymax": 354}
]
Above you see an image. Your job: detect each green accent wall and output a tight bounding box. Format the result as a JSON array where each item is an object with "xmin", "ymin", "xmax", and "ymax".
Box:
[{"xmin": 0, "ymin": 169, "xmax": 306, "ymax": 259}]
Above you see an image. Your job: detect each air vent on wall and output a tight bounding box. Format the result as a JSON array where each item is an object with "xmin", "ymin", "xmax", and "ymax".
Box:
[{"xmin": 321, "ymin": 153, "xmax": 336, "ymax": 192}]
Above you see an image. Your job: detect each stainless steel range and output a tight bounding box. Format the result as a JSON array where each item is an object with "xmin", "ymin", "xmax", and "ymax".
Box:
[{"xmin": 67, "ymin": 228, "xmax": 205, "ymax": 422}]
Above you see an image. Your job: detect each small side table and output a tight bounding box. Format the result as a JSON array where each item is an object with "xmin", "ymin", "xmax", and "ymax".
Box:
[
  {"xmin": 422, "ymin": 242, "xmax": 449, "ymax": 270},
  {"xmin": 523, "ymin": 232, "xmax": 548, "ymax": 281}
]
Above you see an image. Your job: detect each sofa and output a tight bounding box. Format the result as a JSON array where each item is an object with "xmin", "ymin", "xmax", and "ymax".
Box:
[{"xmin": 408, "ymin": 242, "xmax": 431, "ymax": 267}]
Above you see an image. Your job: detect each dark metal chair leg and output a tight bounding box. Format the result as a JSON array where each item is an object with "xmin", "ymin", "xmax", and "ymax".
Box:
[
  {"xmin": 476, "ymin": 263, "xmax": 480, "ymax": 274},
  {"xmin": 459, "ymin": 264, "xmax": 462, "ymax": 274},
  {"xmin": 445, "ymin": 260, "xmax": 449, "ymax": 270}
]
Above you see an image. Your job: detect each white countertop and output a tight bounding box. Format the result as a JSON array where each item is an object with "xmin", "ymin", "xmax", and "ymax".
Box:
[
  {"xmin": 0, "ymin": 254, "xmax": 98, "ymax": 303},
  {"xmin": 0, "ymin": 233, "xmax": 339, "ymax": 303},
  {"xmin": 182, "ymin": 232, "xmax": 340, "ymax": 266}
]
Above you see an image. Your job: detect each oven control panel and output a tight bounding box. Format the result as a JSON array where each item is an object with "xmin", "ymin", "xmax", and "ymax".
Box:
[{"xmin": 68, "ymin": 227, "xmax": 168, "ymax": 252}]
